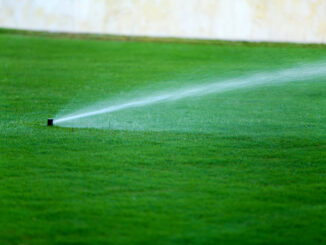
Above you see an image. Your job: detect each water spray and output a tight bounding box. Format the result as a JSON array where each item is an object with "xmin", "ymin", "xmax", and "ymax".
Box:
[{"xmin": 53, "ymin": 61, "xmax": 326, "ymax": 127}]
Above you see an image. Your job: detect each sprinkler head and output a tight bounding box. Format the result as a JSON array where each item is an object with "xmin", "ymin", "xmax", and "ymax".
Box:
[{"xmin": 47, "ymin": 118, "xmax": 54, "ymax": 126}]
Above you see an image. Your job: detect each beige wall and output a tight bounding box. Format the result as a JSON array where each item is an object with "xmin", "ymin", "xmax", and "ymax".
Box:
[{"xmin": 1, "ymin": 0, "xmax": 326, "ymax": 43}]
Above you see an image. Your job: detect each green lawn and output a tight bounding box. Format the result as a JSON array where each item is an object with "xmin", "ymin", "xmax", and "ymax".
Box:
[{"xmin": 1, "ymin": 30, "xmax": 326, "ymax": 245}]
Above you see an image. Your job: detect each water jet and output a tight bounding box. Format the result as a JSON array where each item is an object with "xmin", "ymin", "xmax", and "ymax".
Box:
[{"xmin": 54, "ymin": 61, "xmax": 326, "ymax": 126}]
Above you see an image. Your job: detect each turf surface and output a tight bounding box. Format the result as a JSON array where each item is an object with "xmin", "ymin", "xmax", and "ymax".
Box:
[{"xmin": 1, "ymin": 30, "xmax": 326, "ymax": 244}]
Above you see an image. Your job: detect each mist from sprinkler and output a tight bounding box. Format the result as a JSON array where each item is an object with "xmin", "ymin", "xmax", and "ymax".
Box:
[{"xmin": 53, "ymin": 61, "xmax": 326, "ymax": 126}]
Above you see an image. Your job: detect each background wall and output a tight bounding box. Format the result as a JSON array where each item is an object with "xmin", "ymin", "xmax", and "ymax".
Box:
[{"xmin": 1, "ymin": 0, "xmax": 326, "ymax": 43}]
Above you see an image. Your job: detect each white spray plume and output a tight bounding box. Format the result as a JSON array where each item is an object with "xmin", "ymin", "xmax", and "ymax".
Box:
[{"xmin": 54, "ymin": 62, "xmax": 326, "ymax": 124}]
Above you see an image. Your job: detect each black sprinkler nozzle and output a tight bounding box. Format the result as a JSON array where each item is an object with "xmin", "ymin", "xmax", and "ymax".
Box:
[{"xmin": 47, "ymin": 118, "xmax": 54, "ymax": 126}]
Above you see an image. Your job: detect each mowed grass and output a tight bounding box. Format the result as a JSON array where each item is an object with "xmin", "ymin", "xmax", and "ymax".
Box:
[{"xmin": 1, "ymin": 30, "xmax": 326, "ymax": 244}]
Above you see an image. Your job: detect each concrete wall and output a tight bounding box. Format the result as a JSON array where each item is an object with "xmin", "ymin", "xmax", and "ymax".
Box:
[{"xmin": 1, "ymin": 0, "xmax": 326, "ymax": 43}]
